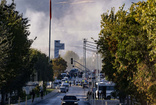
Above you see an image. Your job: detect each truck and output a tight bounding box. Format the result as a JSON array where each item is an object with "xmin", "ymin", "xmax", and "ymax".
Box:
[{"xmin": 95, "ymin": 81, "xmax": 115, "ymax": 100}]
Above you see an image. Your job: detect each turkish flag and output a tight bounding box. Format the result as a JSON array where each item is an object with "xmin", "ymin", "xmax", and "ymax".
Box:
[{"xmin": 50, "ymin": 0, "xmax": 52, "ymax": 19}]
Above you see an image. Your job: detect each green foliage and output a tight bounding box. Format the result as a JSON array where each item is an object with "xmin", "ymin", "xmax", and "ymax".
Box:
[
  {"xmin": 0, "ymin": 1, "xmax": 53, "ymax": 104},
  {"xmin": 97, "ymin": 1, "xmax": 156, "ymax": 104},
  {"xmin": 0, "ymin": 1, "xmax": 34, "ymax": 104},
  {"xmin": 31, "ymin": 49, "xmax": 53, "ymax": 82},
  {"xmin": 52, "ymin": 56, "xmax": 67, "ymax": 78},
  {"xmin": 0, "ymin": 1, "xmax": 32, "ymax": 92}
]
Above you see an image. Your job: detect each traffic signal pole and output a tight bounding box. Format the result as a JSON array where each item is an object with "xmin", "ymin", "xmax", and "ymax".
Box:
[{"xmin": 83, "ymin": 39, "xmax": 87, "ymax": 78}]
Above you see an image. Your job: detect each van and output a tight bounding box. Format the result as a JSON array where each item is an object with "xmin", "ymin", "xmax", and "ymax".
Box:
[{"xmin": 95, "ymin": 81, "xmax": 115, "ymax": 100}]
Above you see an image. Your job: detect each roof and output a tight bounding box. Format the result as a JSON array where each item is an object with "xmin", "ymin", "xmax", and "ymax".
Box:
[{"xmin": 96, "ymin": 81, "xmax": 115, "ymax": 86}]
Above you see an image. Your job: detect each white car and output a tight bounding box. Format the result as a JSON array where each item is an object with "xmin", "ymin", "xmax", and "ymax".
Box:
[
  {"xmin": 61, "ymin": 83, "xmax": 69, "ymax": 91},
  {"xmin": 59, "ymin": 86, "xmax": 67, "ymax": 93}
]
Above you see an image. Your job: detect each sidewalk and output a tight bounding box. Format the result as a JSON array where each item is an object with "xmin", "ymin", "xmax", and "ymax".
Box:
[
  {"xmin": 87, "ymin": 95, "xmax": 120, "ymax": 105},
  {"xmin": 13, "ymin": 89, "xmax": 59, "ymax": 105},
  {"xmin": 88, "ymin": 99, "xmax": 120, "ymax": 105}
]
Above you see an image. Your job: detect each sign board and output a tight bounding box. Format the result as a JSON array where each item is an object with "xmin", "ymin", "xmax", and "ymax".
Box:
[{"xmin": 54, "ymin": 40, "xmax": 65, "ymax": 58}]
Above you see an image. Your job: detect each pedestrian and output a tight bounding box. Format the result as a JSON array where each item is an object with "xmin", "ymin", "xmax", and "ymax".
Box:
[
  {"xmin": 31, "ymin": 90, "xmax": 35, "ymax": 103},
  {"xmin": 40, "ymin": 90, "xmax": 43, "ymax": 99},
  {"xmin": 92, "ymin": 92, "xmax": 94, "ymax": 99},
  {"xmin": 97, "ymin": 90, "xmax": 100, "ymax": 99},
  {"xmin": 87, "ymin": 91, "xmax": 89, "ymax": 99}
]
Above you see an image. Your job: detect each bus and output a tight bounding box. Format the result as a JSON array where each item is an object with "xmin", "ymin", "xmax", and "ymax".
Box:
[{"xmin": 95, "ymin": 81, "xmax": 115, "ymax": 100}]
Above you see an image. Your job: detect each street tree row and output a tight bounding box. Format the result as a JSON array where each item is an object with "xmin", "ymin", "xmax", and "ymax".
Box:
[
  {"xmin": 0, "ymin": 1, "xmax": 53, "ymax": 105},
  {"xmin": 97, "ymin": 0, "xmax": 156, "ymax": 104}
]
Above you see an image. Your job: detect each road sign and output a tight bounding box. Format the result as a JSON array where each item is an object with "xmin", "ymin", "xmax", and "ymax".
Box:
[{"xmin": 54, "ymin": 40, "xmax": 65, "ymax": 58}]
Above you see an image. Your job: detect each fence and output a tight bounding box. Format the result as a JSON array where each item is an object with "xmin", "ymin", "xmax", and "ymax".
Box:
[{"xmin": 87, "ymin": 93, "xmax": 121, "ymax": 105}]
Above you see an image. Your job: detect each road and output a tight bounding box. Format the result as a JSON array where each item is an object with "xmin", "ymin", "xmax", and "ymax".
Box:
[{"xmin": 34, "ymin": 85, "xmax": 90, "ymax": 105}]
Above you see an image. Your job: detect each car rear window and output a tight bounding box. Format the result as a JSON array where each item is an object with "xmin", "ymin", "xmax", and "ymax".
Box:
[{"xmin": 63, "ymin": 96, "xmax": 77, "ymax": 100}]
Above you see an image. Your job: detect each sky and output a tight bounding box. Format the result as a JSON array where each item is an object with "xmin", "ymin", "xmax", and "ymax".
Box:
[{"xmin": 6, "ymin": 0, "xmax": 143, "ymax": 58}]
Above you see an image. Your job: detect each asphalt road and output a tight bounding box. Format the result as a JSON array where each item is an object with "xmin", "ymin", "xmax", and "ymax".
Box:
[{"xmin": 34, "ymin": 85, "xmax": 90, "ymax": 105}]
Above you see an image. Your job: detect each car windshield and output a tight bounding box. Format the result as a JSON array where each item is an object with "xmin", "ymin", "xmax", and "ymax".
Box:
[
  {"xmin": 60, "ymin": 88, "xmax": 65, "ymax": 90},
  {"xmin": 63, "ymin": 85, "xmax": 69, "ymax": 87},
  {"xmin": 106, "ymin": 86, "xmax": 114, "ymax": 90},
  {"xmin": 63, "ymin": 96, "xmax": 77, "ymax": 100}
]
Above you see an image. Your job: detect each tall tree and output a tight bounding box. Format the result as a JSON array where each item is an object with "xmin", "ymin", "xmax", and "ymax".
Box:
[
  {"xmin": 97, "ymin": 1, "xmax": 156, "ymax": 104},
  {"xmin": 0, "ymin": 1, "xmax": 32, "ymax": 104},
  {"xmin": 32, "ymin": 49, "xmax": 53, "ymax": 82},
  {"xmin": 0, "ymin": 20, "xmax": 13, "ymax": 88},
  {"xmin": 52, "ymin": 56, "xmax": 67, "ymax": 78}
]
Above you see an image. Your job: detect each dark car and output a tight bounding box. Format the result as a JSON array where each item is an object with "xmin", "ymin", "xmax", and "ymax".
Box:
[
  {"xmin": 61, "ymin": 95, "xmax": 80, "ymax": 105},
  {"xmin": 82, "ymin": 84, "xmax": 88, "ymax": 88}
]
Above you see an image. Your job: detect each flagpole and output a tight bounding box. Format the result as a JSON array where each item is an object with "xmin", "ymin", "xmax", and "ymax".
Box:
[{"xmin": 49, "ymin": 0, "xmax": 52, "ymax": 62}]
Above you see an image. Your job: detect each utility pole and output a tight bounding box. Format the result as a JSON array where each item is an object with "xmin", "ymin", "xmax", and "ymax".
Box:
[
  {"xmin": 83, "ymin": 38, "xmax": 87, "ymax": 79},
  {"xmin": 96, "ymin": 52, "xmax": 99, "ymax": 82},
  {"xmin": 49, "ymin": 0, "xmax": 52, "ymax": 62}
]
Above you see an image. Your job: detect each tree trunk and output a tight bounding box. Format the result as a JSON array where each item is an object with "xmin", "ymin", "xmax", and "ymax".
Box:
[
  {"xmin": 127, "ymin": 95, "xmax": 129, "ymax": 105},
  {"xmin": 141, "ymin": 100, "xmax": 147, "ymax": 105},
  {"xmin": 1, "ymin": 90, "xmax": 6, "ymax": 105},
  {"xmin": 130, "ymin": 96, "xmax": 133, "ymax": 105}
]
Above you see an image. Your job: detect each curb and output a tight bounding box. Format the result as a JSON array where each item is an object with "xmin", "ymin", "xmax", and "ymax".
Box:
[
  {"xmin": 32, "ymin": 89, "xmax": 60, "ymax": 105},
  {"xmin": 12, "ymin": 89, "xmax": 59, "ymax": 105}
]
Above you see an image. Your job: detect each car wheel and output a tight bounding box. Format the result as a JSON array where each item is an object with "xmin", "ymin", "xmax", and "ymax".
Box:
[{"xmin": 107, "ymin": 96, "xmax": 111, "ymax": 100}]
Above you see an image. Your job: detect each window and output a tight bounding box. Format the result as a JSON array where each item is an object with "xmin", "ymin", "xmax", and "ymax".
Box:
[
  {"xmin": 106, "ymin": 86, "xmax": 114, "ymax": 90},
  {"xmin": 63, "ymin": 96, "xmax": 77, "ymax": 100}
]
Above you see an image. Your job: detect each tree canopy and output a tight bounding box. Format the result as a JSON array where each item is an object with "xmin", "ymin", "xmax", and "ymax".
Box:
[
  {"xmin": 52, "ymin": 56, "xmax": 67, "ymax": 78},
  {"xmin": 0, "ymin": 1, "xmax": 32, "ymax": 104},
  {"xmin": 97, "ymin": 0, "xmax": 156, "ymax": 104},
  {"xmin": 0, "ymin": 1, "xmax": 53, "ymax": 104},
  {"xmin": 31, "ymin": 49, "xmax": 53, "ymax": 82}
]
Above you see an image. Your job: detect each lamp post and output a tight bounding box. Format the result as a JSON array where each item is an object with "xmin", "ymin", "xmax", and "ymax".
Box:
[{"xmin": 49, "ymin": 0, "xmax": 52, "ymax": 62}]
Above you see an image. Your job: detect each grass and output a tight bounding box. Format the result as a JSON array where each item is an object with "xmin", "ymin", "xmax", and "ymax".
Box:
[
  {"xmin": 46, "ymin": 88, "xmax": 54, "ymax": 94},
  {"xmin": 23, "ymin": 88, "xmax": 54, "ymax": 101}
]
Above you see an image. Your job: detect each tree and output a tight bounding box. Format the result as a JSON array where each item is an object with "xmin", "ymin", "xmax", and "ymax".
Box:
[
  {"xmin": 32, "ymin": 49, "xmax": 53, "ymax": 82},
  {"xmin": 129, "ymin": 1, "xmax": 156, "ymax": 104},
  {"xmin": 0, "ymin": 1, "xmax": 32, "ymax": 104},
  {"xmin": 0, "ymin": 21, "xmax": 13, "ymax": 88},
  {"xmin": 97, "ymin": 1, "xmax": 156, "ymax": 104},
  {"xmin": 52, "ymin": 56, "xmax": 67, "ymax": 78}
]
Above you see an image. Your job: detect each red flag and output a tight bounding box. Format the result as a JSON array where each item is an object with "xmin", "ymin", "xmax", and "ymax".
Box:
[{"xmin": 50, "ymin": 0, "xmax": 52, "ymax": 19}]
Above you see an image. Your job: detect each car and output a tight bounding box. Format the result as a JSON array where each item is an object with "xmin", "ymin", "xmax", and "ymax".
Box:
[
  {"xmin": 62, "ymin": 79, "xmax": 66, "ymax": 83},
  {"xmin": 82, "ymin": 84, "xmax": 88, "ymax": 88},
  {"xmin": 75, "ymin": 81, "xmax": 81, "ymax": 86},
  {"xmin": 61, "ymin": 83, "xmax": 69, "ymax": 91},
  {"xmin": 61, "ymin": 95, "xmax": 80, "ymax": 105},
  {"xmin": 59, "ymin": 86, "xmax": 67, "ymax": 93}
]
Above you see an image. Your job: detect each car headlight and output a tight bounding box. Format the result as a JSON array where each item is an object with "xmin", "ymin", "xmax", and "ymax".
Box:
[
  {"xmin": 62, "ymin": 101, "xmax": 66, "ymax": 103},
  {"xmin": 74, "ymin": 102, "xmax": 78, "ymax": 104}
]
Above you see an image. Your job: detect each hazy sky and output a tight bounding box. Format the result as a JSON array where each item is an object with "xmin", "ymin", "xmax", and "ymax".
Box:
[{"xmin": 6, "ymin": 0, "xmax": 143, "ymax": 58}]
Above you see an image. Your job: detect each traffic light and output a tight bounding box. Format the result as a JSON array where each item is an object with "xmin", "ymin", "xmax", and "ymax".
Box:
[
  {"xmin": 49, "ymin": 60, "xmax": 52, "ymax": 64},
  {"xmin": 71, "ymin": 58, "xmax": 73, "ymax": 64}
]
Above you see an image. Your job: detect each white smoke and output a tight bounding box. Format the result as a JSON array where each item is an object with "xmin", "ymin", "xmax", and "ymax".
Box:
[{"xmin": 10, "ymin": 0, "xmax": 143, "ymax": 58}]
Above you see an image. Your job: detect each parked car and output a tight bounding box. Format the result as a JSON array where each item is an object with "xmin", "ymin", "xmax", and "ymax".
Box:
[
  {"xmin": 61, "ymin": 95, "xmax": 80, "ymax": 105},
  {"xmin": 59, "ymin": 86, "xmax": 66, "ymax": 93}
]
